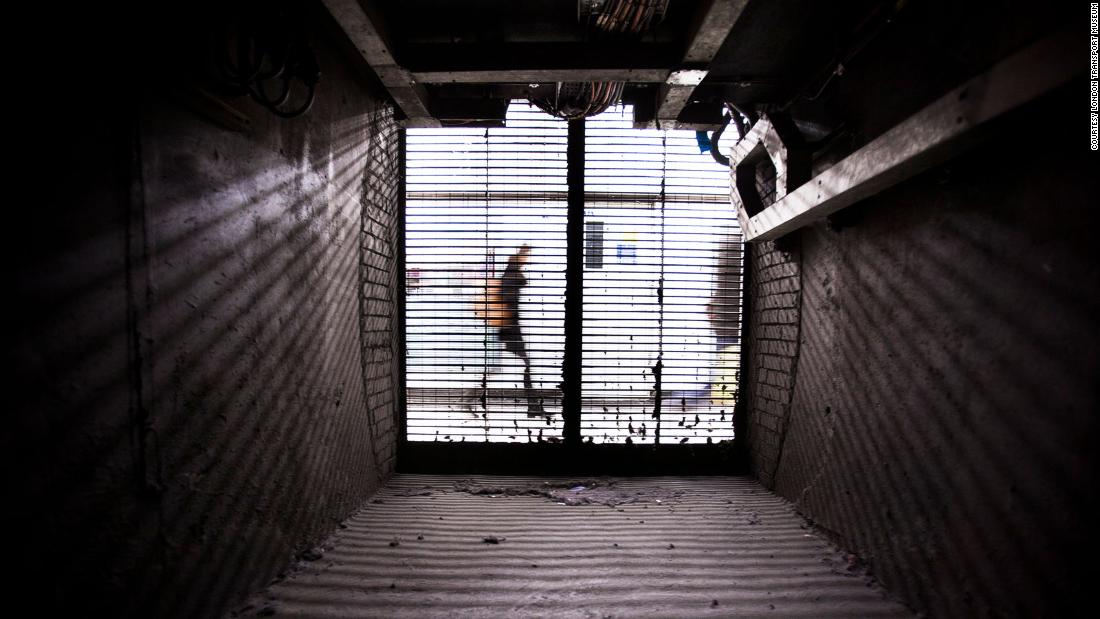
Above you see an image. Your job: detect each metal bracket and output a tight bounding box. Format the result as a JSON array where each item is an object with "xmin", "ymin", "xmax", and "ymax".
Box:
[
  {"xmin": 739, "ymin": 28, "xmax": 1080, "ymax": 242},
  {"xmin": 728, "ymin": 114, "xmax": 810, "ymax": 228}
]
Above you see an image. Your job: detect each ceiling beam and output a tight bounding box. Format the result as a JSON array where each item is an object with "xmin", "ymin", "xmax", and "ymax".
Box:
[
  {"xmin": 402, "ymin": 41, "xmax": 679, "ymax": 84},
  {"xmin": 631, "ymin": 99, "xmax": 727, "ymax": 130},
  {"xmin": 321, "ymin": 0, "xmax": 439, "ymax": 127},
  {"xmin": 413, "ymin": 68, "xmax": 671, "ymax": 84},
  {"xmin": 656, "ymin": 0, "xmax": 750, "ymax": 123},
  {"xmin": 429, "ymin": 97, "xmax": 510, "ymax": 122},
  {"xmin": 741, "ymin": 28, "xmax": 1080, "ymax": 242}
]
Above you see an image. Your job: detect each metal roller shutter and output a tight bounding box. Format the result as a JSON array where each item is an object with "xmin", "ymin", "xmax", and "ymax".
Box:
[
  {"xmin": 405, "ymin": 104, "xmax": 567, "ymax": 442},
  {"xmin": 582, "ymin": 106, "xmax": 741, "ymax": 444},
  {"xmin": 405, "ymin": 102, "xmax": 741, "ymax": 445}
]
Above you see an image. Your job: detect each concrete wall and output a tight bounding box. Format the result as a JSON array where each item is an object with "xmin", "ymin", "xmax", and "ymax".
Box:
[
  {"xmin": 9, "ymin": 15, "xmax": 400, "ymax": 617},
  {"xmin": 742, "ymin": 88, "xmax": 1097, "ymax": 617}
]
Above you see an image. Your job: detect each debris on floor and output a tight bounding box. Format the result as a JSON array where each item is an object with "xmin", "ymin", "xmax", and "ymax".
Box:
[
  {"xmin": 392, "ymin": 485, "xmax": 434, "ymax": 497},
  {"xmin": 452, "ymin": 478, "xmax": 683, "ymax": 506},
  {"xmin": 823, "ymin": 551, "xmax": 868, "ymax": 577}
]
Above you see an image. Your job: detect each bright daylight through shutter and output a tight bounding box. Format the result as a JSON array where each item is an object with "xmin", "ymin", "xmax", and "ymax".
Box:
[
  {"xmin": 405, "ymin": 104, "xmax": 567, "ymax": 442},
  {"xmin": 582, "ymin": 105, "xmax": 740, "ymax": 444},
  {"xmin": 405, "ymin": 102, "xmax": 741, "ymax": 444}
]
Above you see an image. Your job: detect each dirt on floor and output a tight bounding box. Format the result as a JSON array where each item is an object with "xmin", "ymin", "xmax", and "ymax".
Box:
[{"xmin": 451, "ymin": 478, "xmax": 684, "ymax": 507}]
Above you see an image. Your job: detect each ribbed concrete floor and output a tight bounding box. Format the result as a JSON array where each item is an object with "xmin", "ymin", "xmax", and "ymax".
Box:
[{"xmin": 236, "ymin": 475, "xmax": 912, "ymax": 618}]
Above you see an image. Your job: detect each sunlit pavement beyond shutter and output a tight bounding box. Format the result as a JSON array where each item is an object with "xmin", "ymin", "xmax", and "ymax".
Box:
[{"xmin": 237, "ymin": 475, "xmax": 913, "ymax": 618}]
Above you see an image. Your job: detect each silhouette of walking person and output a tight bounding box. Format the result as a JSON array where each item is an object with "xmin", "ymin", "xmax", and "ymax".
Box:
[{"xmin": 475, "ymin": 244, "xmax": 545, "ymax": 416}]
